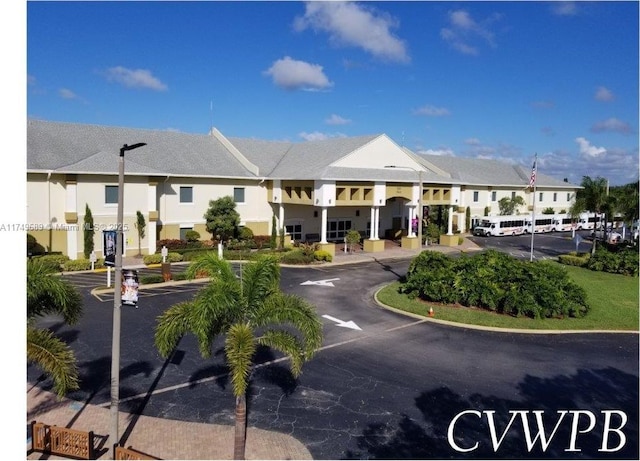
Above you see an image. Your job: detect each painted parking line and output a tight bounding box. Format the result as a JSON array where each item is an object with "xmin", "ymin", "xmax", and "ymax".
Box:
[{"xmin": 93, "ymin": 283, "xmax": 203, "ymax": 302}]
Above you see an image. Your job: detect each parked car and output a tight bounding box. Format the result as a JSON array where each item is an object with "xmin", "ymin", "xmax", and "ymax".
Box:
[{"xmin": 591, "ymin": 229, "xmax": 622, "ymax": 243}]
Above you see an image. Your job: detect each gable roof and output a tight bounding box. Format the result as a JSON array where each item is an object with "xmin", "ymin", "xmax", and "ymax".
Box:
[
  {"xmin": 417, "ymin": 154, "xmax": 577, "ymax": 188},
  {"xmin": 27, "ymin": 119, "xmax": 260, "ymax": 178}
]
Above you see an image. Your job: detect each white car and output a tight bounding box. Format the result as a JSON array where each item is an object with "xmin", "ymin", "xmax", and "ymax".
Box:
[{"xmin": 591, "ymin": 229, "xmax": 622, "ymax": 243}]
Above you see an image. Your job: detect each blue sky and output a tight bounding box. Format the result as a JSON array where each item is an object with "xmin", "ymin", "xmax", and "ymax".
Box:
[{"xmin": 26, "ymin": 1, "xmax": 639, "ymax": 185}]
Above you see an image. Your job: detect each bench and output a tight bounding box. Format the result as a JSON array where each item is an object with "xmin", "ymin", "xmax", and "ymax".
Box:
[
  {"xmin": 30, "ymin": 421, "xmax": 95, "ymax": 459},
  {"xmin": 115, "ymin": 444, "xmax": 162, "ymax": 460},
  {"xmin": 304, "ymin": 233, "xmax": 320, "ymax": 243}
]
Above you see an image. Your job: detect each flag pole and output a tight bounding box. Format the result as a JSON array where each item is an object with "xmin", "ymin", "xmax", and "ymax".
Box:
[{"xmin": 529, "ymin": 154, "xmax": 537, "ymax": 262}]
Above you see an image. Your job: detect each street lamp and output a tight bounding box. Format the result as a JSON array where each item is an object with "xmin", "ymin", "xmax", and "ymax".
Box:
[
  {"xmin": 110, "ymin": 142, "xmax": 146, "ymax": 458},
  {"xmin": 384, "ymin": 165, "xmax": 424, "ymax": 249}
]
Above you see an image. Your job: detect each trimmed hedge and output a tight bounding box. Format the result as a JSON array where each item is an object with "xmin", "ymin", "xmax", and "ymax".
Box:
[
  {"xmin": 279, "ymin": 249, "xmax": 315, "ymax": 265},
  {"xmin": 143, "ymin": 252, "xmax": 183, "ymax": 265},
  {"xmin": 140, "ymin": 274, "xmax": 165, "ymax": 285},
  {"xmin": 586, "ymin": 247, "xmax": 638, "ymax": 276},
  {"xmin": 558, "ymin": 252, "xmax": 590, "ymax": 267},
  {"xmin": 314, "ymin": 250, "xmax": 333, "ymax": 262},
  {"xmin": 401, "ymin": 250, "xmax": 589, "ymax": 319},
  {"xmin": 62, "ymin": 258, "xmax": 105, "ymax": 271}
]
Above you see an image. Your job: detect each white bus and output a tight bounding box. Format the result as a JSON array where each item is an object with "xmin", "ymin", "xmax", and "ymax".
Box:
[
  {"xmin": 551, "ymin": 214, "xmax": 576, "ymax": 232},
  {"xmin": 576, "ymin": 213, "xmax": 604, "ymax": 230},
  {"xmin": 472, "ymin": 215, "xmax": 528, "ymax": 236},
  {"xmin": 525, "ymin": 216, "xmax": 554, "ymax": 233}
]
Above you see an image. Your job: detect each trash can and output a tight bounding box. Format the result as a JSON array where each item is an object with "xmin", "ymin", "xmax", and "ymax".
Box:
[{"xmin": 121, "ymin": 269, "xmax": 139, "ymax": 306}]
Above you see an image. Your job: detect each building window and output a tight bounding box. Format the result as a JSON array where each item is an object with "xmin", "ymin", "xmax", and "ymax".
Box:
[
  {"xmin": 567, "ymin": 193, "xmax": 571, "ymax": 201},
  {"xmin": 473, "ymin": 191, "xmax": 479, "ymax": 202},
  {"xmin": 285, "ymin": 222, "xmax": 302, "ymax": 241},
  {"xmin": 539, "ymin": 192, "xmax": 544, "ymax": 202},
  {"xmin": 553, "ymin": 192, "xmax": 557, "ymax": 202},
  {"xmin": 327, "ymin": 218, "xmax": 352, "ymax": 241},
  {"xmin": 511, "ymin": 191, "xmax": 516, "ymax": 199},
  {"xmin": 491, "ymin": 191, "xmax": 497, "ymax": 202},
  {"xmin": 179, "ymin": 227, "xmax": 193, "ymax": 240},
  {"xmin": 234, "ymin": 187, "xmax": 245, "ymax": 203},
  {"xmin": 180, "ymin": 186, "xmax": 193, "ymax": 203},
  {"xmin": 105, "ymin": 185, "xmax": 118, "ymax": 204}
]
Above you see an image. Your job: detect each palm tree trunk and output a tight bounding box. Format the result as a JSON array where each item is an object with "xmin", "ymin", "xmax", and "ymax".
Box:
[{"xmin": 233, "ymin": 394, "xmax": 247, "ymax": 460}]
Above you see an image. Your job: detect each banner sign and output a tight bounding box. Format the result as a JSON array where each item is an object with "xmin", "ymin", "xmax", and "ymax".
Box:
[{"xmin": 121, "ymin": 269, "xmax": 139, "ymax": 306}]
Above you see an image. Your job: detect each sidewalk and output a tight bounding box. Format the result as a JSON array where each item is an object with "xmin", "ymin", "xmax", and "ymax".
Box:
[
  {"xmin": 31, "ymin": 237, "xmax": 481, "ymax": 460},
  {"xmin": 27, "ymin": 385, "xmax": 312, "ymax": 460}
]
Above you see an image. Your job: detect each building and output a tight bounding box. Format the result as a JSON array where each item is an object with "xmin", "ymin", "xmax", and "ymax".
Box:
[{"xmin": 27, "ymin": 119, "xmax": 579, "ymax": 259}]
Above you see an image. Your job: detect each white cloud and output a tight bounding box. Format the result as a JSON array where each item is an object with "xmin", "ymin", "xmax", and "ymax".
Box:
[
  {"xmin": 105, "ymin": 66, "xmax": 168, "ymax": 91},
  {"xmin": 263, "ymin": 56, "xmax": 333, "ymax": 91},
  {"xmin": 417, "ymin": 148, "xmax": 455, "ymax": 157},
  {"xmin": 551, "ymin": 2, "xmax": 578, "ymax": 16},
  {"xmin": 591, "ymin": 118, "xmax": 633, "ymax": 135},
  {"xmin": 413, "ymin": 105, "xmax": 451, "ymax": 117},
  {"xmin": 594, "ymin": 86, "xmax": 615, "ymax": 102},
  {"xmin": 58, "ymin": 88, "xmax": 78, "ymax": 100},
  {"xmin": 298, "ymin": 131, "xmax": 347, "ymax": 141},
  {"xmin": 325, "ymin": 114, "xmax": 352, "ymax": 125},
  {"xmin": 441, "ymin": 9, "xmax": 501, "ymax": 55},
  {"xmin": 293, "ymin": 1, "xmax": 409, "ymax": 63},
  {"xmin": 575, "ymin": 137, "xmax": 607, "ymax": 158}
]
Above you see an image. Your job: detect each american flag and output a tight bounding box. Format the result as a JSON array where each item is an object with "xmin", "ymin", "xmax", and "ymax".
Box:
[{"xmin": 528, "ymin": 156, "xmax": 537, "ymax": 188}]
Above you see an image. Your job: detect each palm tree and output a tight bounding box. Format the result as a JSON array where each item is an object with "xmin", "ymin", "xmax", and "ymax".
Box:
[
  {"xmin": 154, "ymin": 254, "xmax": 323, "ymax": 460},
  {"xmin": 571, "ymin": 176, "xmax": 609, "ymax": 254},
  {"xmin": 27, "ymin": 258, "xmax": 83, "ymax": 397}
]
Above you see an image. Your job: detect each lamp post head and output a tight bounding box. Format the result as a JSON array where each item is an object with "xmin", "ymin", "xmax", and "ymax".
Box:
[{"xmin": 120, "ymin": 142, "xmax": 147, "ymax": 156}]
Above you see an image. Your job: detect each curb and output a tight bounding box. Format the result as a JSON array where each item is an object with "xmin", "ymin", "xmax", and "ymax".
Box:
[{"xmin": 372, "ymin": 286, "xmax": 640, "ymax": 335}]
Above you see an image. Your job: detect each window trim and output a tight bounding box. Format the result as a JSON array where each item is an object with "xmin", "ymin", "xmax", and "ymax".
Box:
[
  {"xmin": 233, "ymin": 187, "xmax": 246, "ymax": 204},
  {"xmin": 179, "ymin": 186, "xmax": 193, "ymax": 204},
  {"xmin": 105, "ymin": 185, "xmax": 118, "ymax": 205}
]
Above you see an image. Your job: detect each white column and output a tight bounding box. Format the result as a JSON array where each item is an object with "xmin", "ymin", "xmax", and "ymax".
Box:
[
  {"xmin": 320, "ymin": 207, "xmax": 328, "ymax": 243},
  {"xmin": 408, "ymin": 206, "xmax": 416, "ymax": 237},
  {"xmin": 147, "ymin": 182, "xmax": 157, "ymax": 255},
  {"xmin": 278, "ymin": 204, "xmax": 285, "ymax": 233},
  {"xmin": 447, "ymin": 205, "xmax": 454, "ymax": 235},
  {"xmin": 66, "ymin": 181, "xmax": 78, "ymax": 259},
  {"xmin": 369, "ymin": 207, "xmax": 375, "ymax": 240},
  {"xmin": 374, "ymin": 207, "xmax": 380, "ymax": 240}
]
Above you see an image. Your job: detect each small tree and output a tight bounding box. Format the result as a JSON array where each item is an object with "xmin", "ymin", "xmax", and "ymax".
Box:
[
  {"xmin": 134, "ymin": 211, "xmax": 146, "ymax": 256},
  {"xmin": 345, "ymin": 229, "xmax": 361, "ymax": 253},
  {"xmin": 83, "ymin": 204, "xmax": 94, "ymax": 259},
  {"xmin": 279, "ymin": 227, "xmax": 285, "ymax": 249},
  {"xmin": 465, "ymin": 207, "xmax": 471, "ymax": 233},
  {"xmin": 484, "ymin": 206, "xmax": 490, "ymax": 216},
  {"xmin": 204, "ymin": 196, "xmax": 240, "ymax": 243},
  {"xmin": 498, "ymin": 196, "xmax": 525, "ymax": 215},
  {"xmin": 270, "ymin": 216, "xmax": 277, "ymax": 250},
  {"xmin": 542, "ymin": 207, "xmax": 555, "ymax": 215}
]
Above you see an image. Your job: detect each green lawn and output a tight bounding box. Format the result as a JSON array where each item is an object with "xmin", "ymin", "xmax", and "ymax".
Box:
[{"xmin": 376, "ymin": 263, "xmax": 639, "ymax": 331}]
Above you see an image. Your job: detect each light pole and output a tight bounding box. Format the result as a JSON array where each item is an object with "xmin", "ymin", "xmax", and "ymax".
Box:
[
  {"xmin": 384, "ymin": 165, "xmax": 424, "ymax": 249},
  {"xmin": 110, "ymin": 142, "xmax": 146, "ymax": 458}
]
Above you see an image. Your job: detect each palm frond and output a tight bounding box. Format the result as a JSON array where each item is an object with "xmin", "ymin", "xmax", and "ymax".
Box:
[
  {"xmin": 241, "ymin": 256, "xmax": 280, "ymax": 312},
  {"xmin": 185, "ymin": 253, "xmax": 236, "ymax": 281},
  {"xmin": 27, "ymin": 260, "xmax": 83, "ymax": 324},
  {"xmin": 253, "ymin": 293, "xmax": 323, "ymax": 358},
  {"xmin": 256, "ymin": 330, "xmax": 305, "ymax": 377},
  {"xmin": 27, "ymin": 326, "xmax": 79, "ymax": 397},
  {"xmin": 154, "ymin": 301, "xmax": 195, "ymax": 358},
  {"xmin": 225, "ymin": 323, "xmax": 256, "ymax": 398}
]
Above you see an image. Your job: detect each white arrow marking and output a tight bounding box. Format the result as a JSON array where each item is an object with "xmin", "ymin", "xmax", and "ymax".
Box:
[
  {"xmin": 322, "ymin": 314, "xmax": 362, "ymax": 330},
  {"xmin": 300, "ymin": 278, "xmax": 340, "ymax": 287}
]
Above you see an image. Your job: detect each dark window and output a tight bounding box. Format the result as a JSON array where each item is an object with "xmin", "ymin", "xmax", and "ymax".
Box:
[
  {"xmin": 473, "ymin": 191, "xmax": 479, "ymax": 202},
  {"xmin": 105, "ymin": 185, "xmax": 118, "ymax": 204},
  {"xmin": 180, "ymin": 187, "xmax": 193, "ymax": 203},
  {"xmin": 234, "ymin": 187, "xmax": 245, "ymax": 203},
  {"xmin": 179, "ymin": 227, "xmax": 193, "ymax": 240}
]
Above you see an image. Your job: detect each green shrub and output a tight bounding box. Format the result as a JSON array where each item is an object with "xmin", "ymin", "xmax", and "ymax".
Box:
[
  {"xmin": 558, "ymin": 253, "xmax": 590, "ymax": 267},
  {"xmin": 27, "ymin": 233, "xmax": 46, "ymax": 256},
  {"xmin": 401, "ymin": 250, "xmax": 589, "ymax": 319},
  {"xmin": 173, "ymin": 272, "xmax": 188, "ymax": 281},
  {"xmin": 181, "ymin": 249, "xmax": 216, "ymax": 261},
  {"xmin": 140, "ymin": 274, "xmax": 165, "ymax": 285},
  {"xmin": 314, "ymin": 250, "xmax": 333, "ymax": 262},
  {"xmin": 280, "ymin": 249, "xmax": 315, "ymax": 265},
  {"xmin": 184, "ymin": 230, "xmax": 201, "ymax": 242},
  {"xmin": 587, "ymin": 247, "xmax": 638, "ymax": 276},
  {"xmin": 33, "ymin": 253, "xmax": 70, "ymax": 271},
  {"xmin": 143, "ymin": 252, "xmax": 183, "ymax": 265},
  {"xmin": 238, "ymin": 226, "xmax": 254, "ymax": 240},
  {"xmin": 62, "ymin": 258, "xmax": 105, "ymax": 271}
]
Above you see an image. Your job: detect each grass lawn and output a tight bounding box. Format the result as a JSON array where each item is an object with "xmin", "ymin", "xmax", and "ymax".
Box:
[{"xmin": 376, "ymin": 263, "xmax": 639, "ymax": 331}]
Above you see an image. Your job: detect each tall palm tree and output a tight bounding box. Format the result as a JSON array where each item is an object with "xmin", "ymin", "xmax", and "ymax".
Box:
[
  {"xmin": 571, "ymin": 176, "xmax": 609, "ymax": 254},
  {"xmin": 154, "ymin": 254, "xmax": 323, "ymax": 460},
  {"xmin": 27, "ymin": 258, "xmax": 83, "ymax": 397}
]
